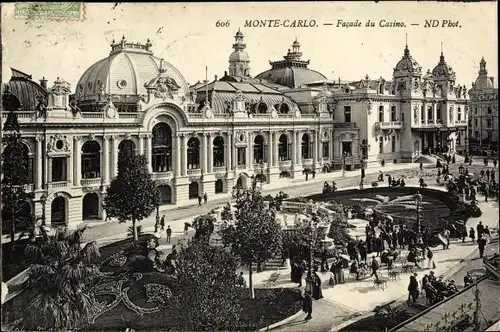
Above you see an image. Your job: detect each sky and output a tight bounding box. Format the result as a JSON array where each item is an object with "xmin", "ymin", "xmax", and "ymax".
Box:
[{"xmin": 1, "ymin": 2, "xmax": 497, "ymax": 91}]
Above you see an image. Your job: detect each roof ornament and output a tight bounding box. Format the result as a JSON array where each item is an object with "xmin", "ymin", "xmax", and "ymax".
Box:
[{"xmin": 159, "ymin": 58, "xmax": 168, "ymax": 73}]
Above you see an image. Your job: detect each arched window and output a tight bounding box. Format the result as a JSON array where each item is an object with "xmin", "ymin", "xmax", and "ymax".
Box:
[
  {"xmin": 152, "ymin": 123, "xmax": 172, "ymax": 172},
  {"xmin": 51, "ymin": 196, "xmax": 67, "ymax": 226},
  {"xmin": 189, "ymin": 181, "xmax": 199, "ymax": 199},
  {"xmin": 256, "ymin": 102, "xmax": 268, "ymax": 114},
  {"xmin": 215, "ymin": 179, "xmax": 224, "ymax": 194},
  {"xmin": 81, "ymin": 141, "xmax": 101, "ymax": 179},
  {"xmin": 278, "ymin": 134, "xmax": 290, "ymax": 161},
  {"xmin": 158, "ymin": 185, "xmax": 173, "ymax": 204},
  {"xmin": 213, "ymin": 136, "xmax": 225, "ymax": 167},
  {"xmin": 280, "ymin": 103, "xmax": 290, "ymax": 114},
  {"xmin": 301, "ymin": 134, "xmax": 312, "ymax": 159},
  {"xmin": 253, "ymin": 135, "xmax": 265, "ymax": 163},
  {"xmin": 187, "ymin": 137, "xmax": 200, "ymax": 169},
  {"xmin": 82, "ymin": 193, "xmax": 99, "ymax": 220},
  {"xmin": 119, "ymin": 139, "xmax": 136, "ymax": 155}
]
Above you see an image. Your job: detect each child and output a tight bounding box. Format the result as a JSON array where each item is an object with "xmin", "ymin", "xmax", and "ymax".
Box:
[{"xmin": 469, "ymin": 227, "xmax": 475, "ymax": 242}]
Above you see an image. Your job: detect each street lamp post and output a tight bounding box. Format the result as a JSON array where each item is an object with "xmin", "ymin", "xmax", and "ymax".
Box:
[
  {"xmin": 154, "ymin": 205, "xmax": 160, "ymax": 233},
  {"xmin": 414, "ymin": 191, "xmax": 422, "ymax": 242},
  {"xmin": 259, "ymin": 161, "xmax": 265, "ymax": 188},
  {"xmin": 342, "ymin": 153, "xmax": 346, "ymax": 177},
  {"xmin": 305, "ymin": 208, "xmax": 319, "ymax": 294},
  {"xmin": 40, "ymin": 184, "xmax": 48, "ymax": 226}
]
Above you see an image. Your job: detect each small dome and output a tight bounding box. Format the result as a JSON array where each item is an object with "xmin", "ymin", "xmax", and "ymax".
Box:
[
  {"xmin": 229, "ymin": 50, "xmax": 250, "ymax": 62},
  {"xmin": 473, "ymin": 57, "xmax": 494, "ymax": 90},
  {"xmin": 4, "ymin": 69, "xmax": 47, "ymax": 112},
  {"xmin": 432, "ymin": 53, "xmax": 456, "ymax": 79},
  {"xmin": 394, "ymin": 45, "xmax": 422, "ymax": 75}
]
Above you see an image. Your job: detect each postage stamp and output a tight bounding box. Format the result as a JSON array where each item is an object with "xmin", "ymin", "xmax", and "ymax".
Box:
[{"xmin": 14, "ymin": 2, "xmax": 85, "ymax": 21}]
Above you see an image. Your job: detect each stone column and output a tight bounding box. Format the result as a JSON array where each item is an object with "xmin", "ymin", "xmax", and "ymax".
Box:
[
  {"xmin": 182, "ymin": 135, "xmax": 188, "ymax": 176},
  {"xmin": 202, "ymin": 134, "xmax": 208, "ymax": 173},
  {"xmin": 175, "ymin": 134, "xmax": 182, "ymax": 177},
  {"xmin": 228, "ymin": 133, "xmax": 234, "ymax": 170},
  {"xmin": 102, "ymin": 135, "xmax": 110, "ymax": 184},
  {"xmin": 111, "ymin": 136, "xmax": 118, "ymax": 178},
  {"xmin": 35, "ymin": 135, "xmax": 43, "ymax": 190},
  {"xmin": 267, "ymin": 132, "xmax": 273, "ymax": 165},
  {"xmin": 138, "ymin": 134, "xmax": 144, "ymax": 155},
  {"xmin": 248, "ymin": 132, "xmax": 253, "ymax": 167},
  {"xmin": 433, "ymin": 103, "xmax": 437, "ymax": 123},
  {"xmin": 73, "ymin": 136, "xmax": 81, "ymax": 186},
  {"xmin": 423, "ymin": 102, "xmax": 427, "ymax": 124},
  {"xmin": 314, "ymin": 131, "xmax": 319, "ymax": 162},
  {"xmin": 208, "ymin": 133, "xmax": 213, "ymax": 172},
  {"xmin": 47, "ymin": 157, "xmax": 53, "ymax": 183},
  {"xmin": 273, "ymin": 132, "xmax": 279, "ymax": 166},
  {"xmin": 296, "ymin": 131, "xmax": 301, "ymax": 164},
  {"xmin": 145, "ymin": 134, "xmax": 153, "ymax": 173},
  {"xmin": 292, "ymin": 131, "xmax": 297, "ymax": 166}
]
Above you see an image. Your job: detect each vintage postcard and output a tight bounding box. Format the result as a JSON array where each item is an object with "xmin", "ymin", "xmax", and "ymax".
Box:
[{"xmin": 1, "ymin": 2, "xmax": 498, "ymax": 332}]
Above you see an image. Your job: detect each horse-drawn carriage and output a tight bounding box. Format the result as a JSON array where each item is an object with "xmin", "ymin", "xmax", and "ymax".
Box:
[{"xmin": 322, "ymin": 181, "xmax": 337, "ymax": 194}]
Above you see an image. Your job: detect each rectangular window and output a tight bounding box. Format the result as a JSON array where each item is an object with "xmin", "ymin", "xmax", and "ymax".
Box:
[
  {"xmin": 344, "ymin": 106, "xmax": 351, "ymax": 123},
  {"xmin": 52, "ymin": 157, "xmax": 67, "ymax": 182},
  {"xmin": 342, "ymin": 142, "xmax": 352, "ymax": 156},
  {"xmin": 379, "ymin": 139, "xmax": 384, "ymax": 154},
  {"xmin": 487, "ymin": 131, "xmax": 492, "ymax": 140},
  {"xmin": 475, "ymin": 108, "xmax": 477, "ymax": 114},
  {"xmin": 378, "ymin": 106, "xmax": 384, "ymax": 122},
  {"xmin": 391, "ymin": 106, "xmax": 397, "ymax": 121},
  {"xmin": 322, "ymin": 142, "xmax": 329, "ymax": 158},
  {"xmin": 474, "ymin": 131, "xmax": 479, "ymax": 138},
  {"xmin": 391, "ymin": 136, "xmax": 396, "ymax": 152},
  {"xmin": 488, "ymin": 107, "xmax": 492, "ymax": 114},
  {"xmin": 437, "ymin": 107, "xmax": 442, "ymax": 120},
  {"xmin": 421, "ymin": 106, "xmax": 424, "ymax": 120},
  {"xmin": 428, "ymin": 107, "xmax": 433, "ymax": 120},
  {"xmin": 487, "ymin": 119, "xmax": 492, "ymax": 128},
  {"xmin": 237, "ymin": 147, "xmax": 246, "ymax": 166},
  {"xmin": 457, "ymin": 107, "xmax": 462, "ymax": 121},
  {"xmin": 401, "ymin": 113, "xmax": 405, "ymax": 123},
  {"xmin": 474, "ymin": 119, "xmax": 478, "ymax": 126}
]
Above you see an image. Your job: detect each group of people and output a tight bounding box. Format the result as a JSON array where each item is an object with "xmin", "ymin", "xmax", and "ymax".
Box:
[
  {"xmin": 378, "ymin": 171, "xmax": 407, "ymax": 188},
  {"xmin": 197, "ymin": 192, "xmax": 208, "ymax": 206},
  {"xmin": 409, "ymin": 270, "xmax": 461, "ymax": 306}
]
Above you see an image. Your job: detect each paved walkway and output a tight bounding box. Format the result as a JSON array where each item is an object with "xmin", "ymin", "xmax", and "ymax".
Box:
[{"xmin": 265, "ymin": 179, "xmax": 499, "ymax": 331}]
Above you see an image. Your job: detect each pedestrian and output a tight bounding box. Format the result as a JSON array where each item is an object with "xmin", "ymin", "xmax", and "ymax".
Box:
[
  {"xmin": 480, "ymin": 169, "xmax": 485, "ymax": 178},
  {"xmin": 464, "ymin": 272, "xmax": 473, "ymax": 287},
  {"xmin": 105, "ymin": 211, "xmax": 111, "ymax": 221},
  {"xmin": 443, "ymin": 229, "xmax": 450, "ymax": 250},
  {"xmin": 408, "ymin": 273, "xmax": 420, "ymax": 305},
  {"xmin": 198, "ymin": 195, "xmax": 202, "ymax": 207},
  {"xmin": 302, "ymin": 291, "xmax": 313, "ymax": 321},
  {"xmin": 427, "ymin": 247, "xmax": 436, "ymax": 269},
  {"xmin": 478, "ymin": 235, "xmax": 487, "ymax": 258},
  {"xmin": 486, "ymin": 169, "xmax": 491, "ymax": 181},
  {"xmin": 469, "ymin": 227, "xmax": 475, "ymax": 243},
  {"xmin": 420, "ymin": 162, "xmax": 423, "ymax": 171},
  {"xmin": 184, "ymin": 222, "xmax": 189, "ymax": 235},
  {"xmin": 494, "ymin": 159, "xmax": 498, "ymax": 168},
  {"xmin": 358, "ymin": 240, "xmax": 367, "ymax": 263},
  {"xmin": 165, "ymin": 225, "xmax": 172, "ymax": 243},
  {"xmin": 370, "ymin": 256, "xmax": 380, "ymax": 281},
  {"xmin": 477, "ymin": 221, "xmax": 484, "ymax": 241},
  {"xmin": 484, "ymin": 226, "xmax": 491, "ymax": 242},
  {"xmin": 492, "ymin": 171, "xmax": 496, "ymax": 182},
  {"xmin": 388, "ymin": 175, "xmax": 392, "ymax": 187},
  {"xmin": 160, "ymin": 215, "xmax": 165, "ymax": 230},
  {"xmin": 312, "ymin": 170, "xmax": 316, "ymax": 179},
  {"xmin": 203, "ymin": 192, "xmax": 208, "ymax": 204},
  {"xmin": 484, "ymin": 185, "xmax": 489, "ymax": 202},
  {"xmin": 237, "ymin": 272, "xmax": 247, "ymax": 288}
]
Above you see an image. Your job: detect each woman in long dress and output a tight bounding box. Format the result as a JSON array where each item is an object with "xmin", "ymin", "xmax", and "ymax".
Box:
[
  {"xmin": 312, "ymin": 271, "xmax": 323, "ymax": 300},
  {"xmin": 336, "ymin": 258, "xmax": 345, "ymax": 284},
  {"xmin": 329, "ymin": 258, "xmax": 338, "ymax": 285}
]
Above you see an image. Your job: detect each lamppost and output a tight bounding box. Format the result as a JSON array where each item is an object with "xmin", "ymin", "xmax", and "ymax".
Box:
[
  {"xmin": 414, "ymin": 191, "xmax": 422, "ymax": 242},
  {"xmin": 259, "ymin": 161, "xmax": 265, "ymax": 188},
  {"xmin": 40, "ymin": 184, "xmax": 48, "ymax": 226},
  {"xmin": 342, "ymin": 152, "xmax": 346, "ymax": 177},
  {"xmin": 305, "ymin": 208, "xmax": 319, "ymax": 294},
  {"xmin": 154, "ymin": 205, "xmax": 160, "ymax": 233}
]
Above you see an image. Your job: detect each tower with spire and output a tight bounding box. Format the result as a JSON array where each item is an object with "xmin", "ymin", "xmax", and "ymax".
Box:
[
  {"xmin": 431, "ymin": 43, "xmax": 457, "ymax": 97},
  {"xmin": 228, "ymin": 29, "xmax": 251, "ymax": 77},
  {"xmin": 392, "ymin": 35, "xmax": 422, "ymax": 97}
]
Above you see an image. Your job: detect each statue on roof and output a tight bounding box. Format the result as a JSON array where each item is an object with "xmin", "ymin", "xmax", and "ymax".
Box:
[
  {"xmin": 36, "ymin": 94, "xmax": 48, "ymax": 118},
  {"xmin": 50, "ymin": 77, "xmax": 71, "ymax": 95}
]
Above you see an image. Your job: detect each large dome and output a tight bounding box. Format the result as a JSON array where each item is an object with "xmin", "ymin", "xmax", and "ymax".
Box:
[
  {"xmin": 4, "ymin": 68, "xmax": 47, "ymax": 112},
  {"xmin": 432, "ymin": 53, "xmax": 456, "ymax": 80},
  {"xmin": 393, "ymin": 45, "xmax": 422, "ymax": 76},
  {"xmin": 75, "ymin": 37, "xmax": 189, "ymax": 102}
]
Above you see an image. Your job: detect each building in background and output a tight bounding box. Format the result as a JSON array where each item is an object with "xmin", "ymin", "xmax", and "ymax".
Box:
[
  {"xmin": 1, "ymin": 30, "xmax": 476, "ymax": 227},
  {"xmin": 468, "ymin": 58, "xmax": 498, "ymax": 154}
]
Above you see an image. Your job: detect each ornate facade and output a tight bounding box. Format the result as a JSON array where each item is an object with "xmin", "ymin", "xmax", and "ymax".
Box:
[
  {"xmin": 1, "ymin": 31, "xmax": 472, "ymax": 227},
  {"xmin": 468, "ymin": 58, "xmax": 498, "ymax": 152}
]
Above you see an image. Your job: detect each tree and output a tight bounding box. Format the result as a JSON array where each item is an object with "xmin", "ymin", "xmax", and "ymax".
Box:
[
  {"xmin": 326, "ymin": 202, "xmax": 351, "ymax": 245},
  {"xmin": 103, "ymin": 149, "xmax": 161, "ymax": 242},
  {"xmin": 1, "ymin": 110, "xmax": 33, "ymax": 248},
  {"xmin": 222, "ymin": 181, "xmax": 282, "ymax": 299},
  {"xmin": 173, "ymin": 240, "xmax": 242, "ymax": 331},
  {"xmin": 192, "ymin": 213, "xmax": 216, "ymax": 242},
  {"xmin": 6, "ymin": 225, "xmax": 101, "ymax": 331}
]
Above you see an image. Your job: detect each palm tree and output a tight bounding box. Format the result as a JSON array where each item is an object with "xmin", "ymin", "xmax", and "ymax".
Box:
[{"xmin": 11, "ymin": 225, "xmax": 101, "ymax": 330}]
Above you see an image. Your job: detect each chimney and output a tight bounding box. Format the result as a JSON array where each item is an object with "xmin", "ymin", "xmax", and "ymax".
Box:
[
  {"xmin": 40, "ymin": 77, "xmax": 48, "ymax": 90},
  {"xmin": 214, "ymin": 75, "xmax": 218, "ymax": 81},
  {"xmin": 490, "ymin": 77, "xmax": 495, "ymax": 86}
]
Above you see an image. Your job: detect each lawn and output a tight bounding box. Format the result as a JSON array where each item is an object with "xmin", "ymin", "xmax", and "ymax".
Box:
[{"xmin": 3, "ymin": 234, "xmax": 303, "ymax": 331}]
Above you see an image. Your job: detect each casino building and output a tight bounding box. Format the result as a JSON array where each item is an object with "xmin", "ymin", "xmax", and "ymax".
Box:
[{"xmin": 1, "ymin": 30, "xmax": 471, "ymax": 227}]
